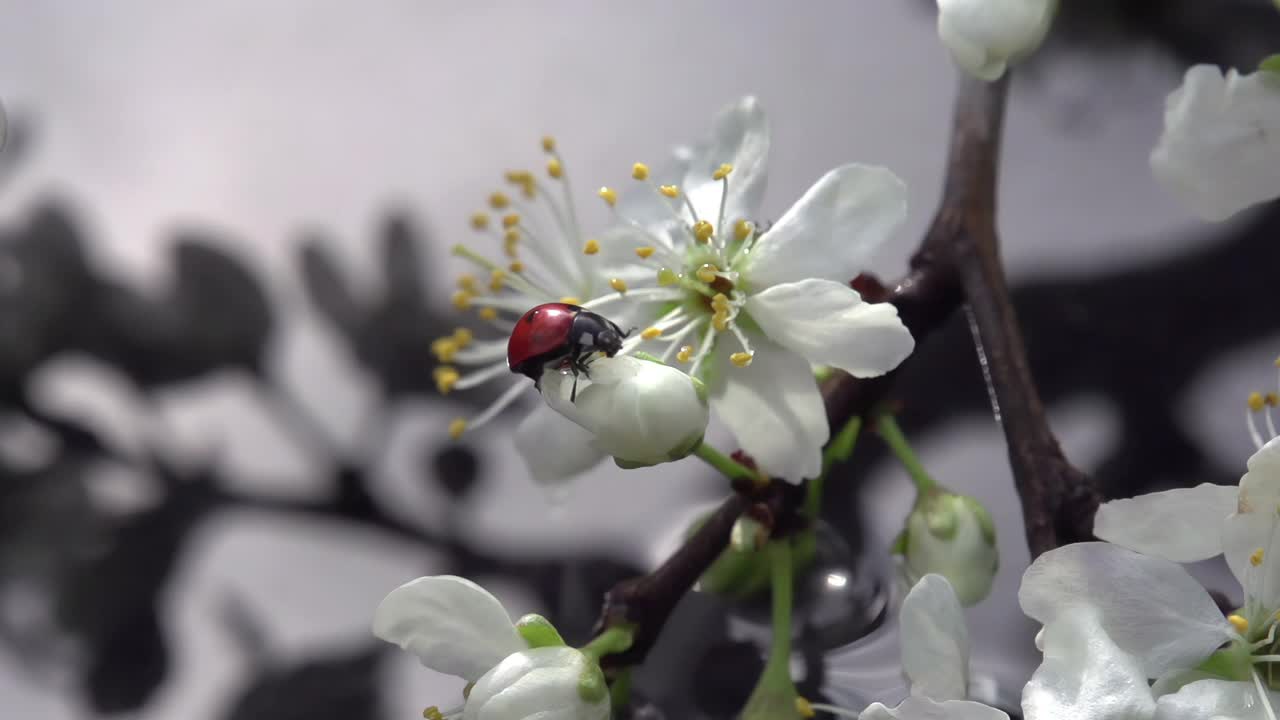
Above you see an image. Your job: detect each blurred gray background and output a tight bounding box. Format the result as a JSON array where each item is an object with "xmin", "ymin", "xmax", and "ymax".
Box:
[{"xmin": 0, "ymin": 1, "xmax": 1269, "ymax": 718}]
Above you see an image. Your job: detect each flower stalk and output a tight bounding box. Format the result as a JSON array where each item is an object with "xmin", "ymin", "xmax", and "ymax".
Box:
[{"xmin": 877, "ymin": 414, "xmax": 937, "ymax": 494}]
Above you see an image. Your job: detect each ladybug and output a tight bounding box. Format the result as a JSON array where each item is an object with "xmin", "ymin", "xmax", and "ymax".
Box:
[{"xmin": 508, "ymin": 302, "xmax": 628, "ymax": 401}]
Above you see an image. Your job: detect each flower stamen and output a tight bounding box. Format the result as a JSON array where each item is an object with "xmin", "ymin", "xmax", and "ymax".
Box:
[{"xmin": 1231, "ymin": 614, "xmax": 1250, "ymax": 634}]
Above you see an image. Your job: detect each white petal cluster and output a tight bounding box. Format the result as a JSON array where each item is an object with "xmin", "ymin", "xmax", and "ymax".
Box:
[{"xmin": 1151, "ymin": 65, "xmax": 1280, "ymax": 222}]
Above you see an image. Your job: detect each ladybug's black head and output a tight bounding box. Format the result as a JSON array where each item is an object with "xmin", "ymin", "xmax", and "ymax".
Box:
[{"xmin": 569, "ymin": 309, "xmax": 626, "ymax": 358}]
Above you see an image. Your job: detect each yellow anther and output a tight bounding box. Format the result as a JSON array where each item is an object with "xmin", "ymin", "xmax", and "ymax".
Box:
[
  {"xmin": 640, "ymin": 327, "xmax": 663, "ymax": 340},
  {"xmin": 632, "ymin": 162, "xmax": 650, "ymax": 181},
  {"xmin": 657, "ymin": 268, "xmax": 679, "ymax": 286},
  {"xmin": 598, "ymin": 187, "xmax": 618, "ymax": 207},
  {"xmin": 693, "ymin": 220, "xmax": 715, "ymax": 244},
  {"xmin": 448, "ymin": 418, "xmax": 467, "ymax": 440},
  {"xmin": 452, "ymin": 328, "xmax": 474, "ymax": 347},
  {"xmin": 711, "ymin": 292, "xmax": 730, "ymax": 309},
  {"xmin": 505, "ymin": 169, "xmax": 533, "ymax": 184},
  {"xmin": 489, "ymin": 269, "xmax": 506, "ymax": 291},
  {"xmin": 1253, "ymin": 548, "xmax": 1266, "ymax": 566},
  {"xmin": 451, "ymin": 291, "xmax": 473, "ymax": 310},
  {"xmin": 470, "ymin": 212, "xmax": 490, "ymax": 230},
  {"xmin": 676, "ymin": 345, "xmax": 694, "ymax": 363},
  {"xmin": 795, "ymin": 697, "xmax": 815, "ymax": 719},
  {"xmin": 696, "ymin": 263, "xmax": 719, "ymax": 284},
  {"xmin": 424, "ymin": 706, "xmax": 446, "ymax": 720},
  {"xmin": 712, "ymin": 163, "xmax": 734, "ymax": 181},
  {"xmin": 502, "ymin": 213, "xmax": 520, "ymax": 229},
  {"xmin": 713, "ymin": 312, "xmax": 730, "ymax": 331},
  {"xmin": 457, "ymin": 274, "xmax": 479, "ymax": 293},
  {"xmin": 609, "ymin": 278, "xmax": 628, "ymax": 293},
  {"xmin": 1269, "ymin": 393, "xmax": 1279, "ymax": 407},
  {"xmin": 560, "ymin": 296, "xmax": 581, "ymax": 305},
  {"xmin": 431, "ymin": 337, "xmax": 458, "ymax": 362},
  {"xmin": 546, "ymin": 158, "xmax": 563, "ymax": 179},
  {"xmin": 734, "ymin": 219, "xmax": 753, "ymax": 241},
  {"xmin": 503, "ymin": 231, "xmax": 520, "ymax": 257},
  {"xmin": 634, "ymin": 246, "xmax": 656, "ymax": 259},
  {"xmin": 1250, "ymin": 392, "xmax": 1266, "ymax": 412},
  {"xmin": 583, "ymin": 239, "xmax": 601, "ymax": 255},
  {"xmin": 478, "ymin": 307, "xmax": 499, "ymax": 321},
  {"xmin": 489, "ymin": 192, "xmax": 510, "ymax": 210},
  {"xmin": 541, "ymin": 136, "xmax": 556, "ymax": 153},
  {"xmin": 659, "ymin": 184, "xmax": 680, "ymax": 198},
  {"xmin": 730, "ymin": 351, "xmax": 754, "ymax": 368},
  {"xmin": 1229, "ymin": 613, "xmax": 1249, "ymax": 634},
  {"xmin": 509, "ymin": 261, "xmax": 525, "ymax": 273},
  {"xmin": 434, "ymin": 367, "xmax": 460, "ymax": 394}
]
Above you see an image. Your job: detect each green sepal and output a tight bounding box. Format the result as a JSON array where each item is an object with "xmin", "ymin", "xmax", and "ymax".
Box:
[
  {"xmin": 690, "ymin": 375, "xmax": 708, "ymax": 404},
  {"xmin": 577, "ymin": 662, "xmax": 608, "ymax": 703},
  {"xmin": 959, "ymin": 494, "xmax": 998, "ymax": 545},
  {"xmin": 1195, "ymin": 640, "xmax": 1253, "ymax": 681},
  {"xmin": 1261, "ymin": 54, "xmax": 1280, "ymax": 75},
  {"xmin": 516, "ymin": 613, "xmax": 566, "ymax": 648},
  {"xmin": 632, "ymin": 351, "xmax": 664, "ymax": 364},
  {"xmin": 918, "ymin": 492, "xmax": 960, "ymax": 540},
  {"xmin": 813, "ymin": 365, "xmax": 835, "ymax": 383}
]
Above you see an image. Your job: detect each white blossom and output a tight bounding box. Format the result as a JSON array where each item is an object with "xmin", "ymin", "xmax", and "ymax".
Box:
[
  {"xmin": 539, "ymin": 355, "xmax": 708, "ymax": 468},
  {"xmin": 1151, "ymin": 64, "xmax": 1280, "ymax": 222},
  {"xmin": 936, "ymin": 0, "xmax": 1057, "ymax": 81},
  {"xmin": 432, "ymin": 99, "xmax": 914, "ymax": 487},
  {"xmin": 372, "ymin": 575, "xmax": 607, "ymax": 720}
]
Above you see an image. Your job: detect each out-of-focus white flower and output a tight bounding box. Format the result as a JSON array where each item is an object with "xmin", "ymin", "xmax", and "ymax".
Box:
[
  {"xmin": 897, "ymin": 490, "xmax": 998, "ymax": 606},
  {"xmin": 1151, "ymin": 65, "xmax": 1280, "ymax": 222},
  {"xmin": 936, "ymin": 0, "xmax": 1057, "ymax": 81},
  {"xmin": 372, "ymin": 575, "xmax": 608, "ymax": 720},
  {"xmin": 539, "ymin": 355, "xmax": 708, "ymax": 468},
  {"xmin": 849, "ymin": 575, "xmax": 1009, "ymax": 720}
]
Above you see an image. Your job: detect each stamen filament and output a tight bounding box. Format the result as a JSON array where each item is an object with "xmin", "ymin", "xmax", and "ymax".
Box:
[
  {"xmin": 453, "ymin": 361, "xmax": 511, "ymax": 391},
  {"xmin": 453, "ymin": 243, "xmax": 553, "ymax": 298},
  {"xmin": 1250, "ymin": 405, "xmax": 1268, "ymax": 450},
  {"xmin": 1253, "ymin": 668, "xmax": 1278, "ymax": 720},
  {"xmin": 805, "ymin": 702, "xmax": 859, "ymax": 719},
  {"xmin": 688, "ymin": 321, "xmax": 718, "ymax": 378},
  {"xmin": 466, "ymin": 381, "xmax": 528, "ymax": 432},
  {"xmin": 716, "ymin": 174, "xmax": 729, "ymax": 250},
  {"xmin": 579, "ymin": 287, "xmax": 685, "ymax": 310},
  {"xmin": 468, "ymin": 295, "xmax": 546, "ymax": 313},
  {"xmin": 659, "ymin": 320, "xmax": 702, "ymax": 363}
]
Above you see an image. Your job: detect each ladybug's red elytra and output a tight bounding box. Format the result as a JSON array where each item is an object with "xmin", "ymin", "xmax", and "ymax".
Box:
[{"xmin": 507, "ymin": 303, "xmax": 629, "ymax": 401}]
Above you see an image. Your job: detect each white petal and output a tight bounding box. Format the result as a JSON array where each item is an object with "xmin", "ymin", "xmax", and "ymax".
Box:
[
  {"xmin": 1154, "ymin": 679, "xmax": 1279, "ymax": 720},
  {"xmin": 1022, "ymin": 607, "xmax": 1156, "ymax": 720},
  {"xmin": 680, "ymin": 96, "xmax": 771, "ymax": 230},
  {"xmin": 743, "ymin": 164, "xmax": 907, "ymax": 289},
  {"xmin": 614, "ymin": 96, "xmax": 769, "ymax": 249},
  {"xmin": 1018, "ymin": 542, "xmax": 1233, "ymax": 678},
  {"xmin": 745, "ymin": 279, "xmax": 913, "ymax": 378},
  {"xmin": 1222, "ymin": 509, "xmax": 1280, "ymax": 613},
  {"xmin": 1092, "ymin": 484, "xmax": 1237, "ymax": 562},
  {"xmin": 936, "ymin": 0, "xmax": 1055, "ymax": 81},
  {"xmin": 513, "ymin": 406, "xmax": 606, "ymax": 489},
  {"xmin": 1240, "ymin": 436, "xmax": 1280, "ymax": 514},
  {"xmin": 900, "ymin": 574, "xmax": 969, "ymax": 702},
  {"xmin": 860, "ymin": 697, "xmax": 1009, "ymax": 720},
  {"xmin": 372, "ymin": 575, "xmax": 525, "ymax": 683},
  {"xmin": 465, "ymin": 646, "xmax": 610, "ymax": 720},
  {"xmin": 1151, "ymin": 65, "xmax": 1280, "ymax": 222},
  {"xmin": 708, "ymin": 334, "xmax": 827, "ymax": 483}
]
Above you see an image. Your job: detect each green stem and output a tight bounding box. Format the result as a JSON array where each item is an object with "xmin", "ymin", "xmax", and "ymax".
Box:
[
  {"xmin": 693, "ymin": 442, "xmax": 761, "ymax": 483},
  {"xmin": 579, "ymin": 625, "xmax": 635, "ymax": 664},
  {"xmin": 807, "ymin": 415, "xmax": 863, "ymax": 517},
  {"xmin": 761, "ymin": 540, "xmax": 796, "ymax": 688},
  {"xmin": 877, "ymin": 414, "xmax": 937, "ymax": 493},
  {"xmin": 609, "ymin": 668, "xmax": 633, "ymax": 716}
]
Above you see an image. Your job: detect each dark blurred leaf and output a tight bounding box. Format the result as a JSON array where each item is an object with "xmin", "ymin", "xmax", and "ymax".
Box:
[
  {"xmin": 298, "ymin": 237, "xmax": 363, "ymax": 338},
  {"xmin": 170, "ymin": 237, "xmax": 273, "ymax": 372},
  {"xmin": 84, "ymin": 600, "xmax": 168, "ymax": 715},
  {"xmin": 692, "ymin": 641, "xmax": 762, "ymax": 718},
  {"xmin": 431, "ymin": 444, "xmax": 479, "ymax": 500},
  {"xmin": 380, "ymin": 211, "xmax": 427, "ymax": 308},
  {"xmin": 221, "ymin": 647, "xmax": 383, "ymax": 720}
]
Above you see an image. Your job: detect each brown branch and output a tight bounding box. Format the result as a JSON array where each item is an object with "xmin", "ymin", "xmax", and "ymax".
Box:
[{"xmin": 592, "ymin": 69, "xmax": 1099, "ymax": 670}]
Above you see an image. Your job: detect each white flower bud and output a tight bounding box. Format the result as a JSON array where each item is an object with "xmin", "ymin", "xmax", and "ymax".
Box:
[
  {"xmin": 1151, "ymin": 65, "xmax": 1280, "ymax": 222},
  {"xmin": 541, "ymin": 355, "xmax": 709, "ymax": 468},
  {"xmin": 896, "ymin": 491, "xmax": 998, "ymax": 607},
  {"xmin": 936, "ymin": 0, "xmax": 1057, "ymax": 81},
  {"xmin": 465, "ymin": 646, "xmax": 609, "ymax": 720}
]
